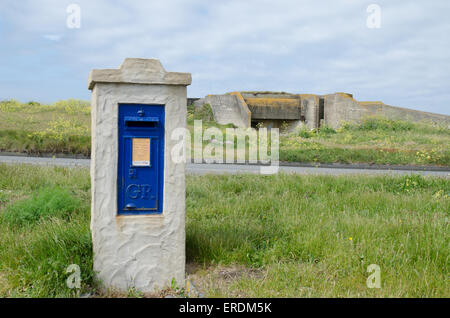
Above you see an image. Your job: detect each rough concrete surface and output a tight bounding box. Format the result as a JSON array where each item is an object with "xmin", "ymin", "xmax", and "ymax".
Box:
[
  {"xmin": 246, "ymin": 97, "xmax": 301, "ymax": 120},
  {"xmin": 205, "ymin": 94, "xmax": 248, "ymax": 128},
  {"xmin": 197, "ymin": 91, "xmax": 449, "ymax": 130},
  {"xmin": 324, "ymin": 93, "xmax": 450, "ymax": 129}
]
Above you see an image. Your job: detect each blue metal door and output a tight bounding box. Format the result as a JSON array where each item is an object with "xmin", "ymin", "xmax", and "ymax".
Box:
[{"xmin": 118, "ymin": 104, "xmax": 165, "ymax": 215}]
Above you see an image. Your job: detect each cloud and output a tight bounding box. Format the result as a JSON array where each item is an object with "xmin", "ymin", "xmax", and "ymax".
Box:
[
  {"xmin": 0, "ymin": 0, "xmax": 449, "ymax": 115},
  {"xmin": 43, "ymin": 34, "xmax": 62, "ymax": 41}
]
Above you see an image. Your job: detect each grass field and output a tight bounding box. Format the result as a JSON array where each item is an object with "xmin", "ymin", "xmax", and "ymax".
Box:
[
  {"xmin": 0, "ymin": 99, "xmax": 91, "ymax": 156},
  {"xmin": 0, "ymin": 164, "xmax": 448, "ymax": 297},
  {"xmin": 1, "ymin": 99, "xmax": 449, "ymax": 166},
  {"xmin": 281, "ymin": 118, "xmax": 450, "ymax": 166}
]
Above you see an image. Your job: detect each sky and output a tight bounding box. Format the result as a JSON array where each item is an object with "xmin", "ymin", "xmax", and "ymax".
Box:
[{"xmin": 0, "ymin": 0, "xmax": 449, "ymax": 115}]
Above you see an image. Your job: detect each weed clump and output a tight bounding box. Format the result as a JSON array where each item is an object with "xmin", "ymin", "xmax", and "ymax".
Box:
[
  {"xmin": 194, "ymin": 103, "xmax": 214, "ymax": 122},
  {"xmin": 294, "ymin": 125, "xmax": 335, "ymax": 138},
  {"xmin": 2, "ymin": 186, "xmax": 83, "ymax": 226},
  {"xmin": 343, "ymin": 117, "xmax": 414, "ymax": 132}
]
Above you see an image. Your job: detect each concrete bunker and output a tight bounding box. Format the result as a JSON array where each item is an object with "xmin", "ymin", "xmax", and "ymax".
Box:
[{"xmin": 193, "ymin": 91, "xmax": 449, "ymax": 130}]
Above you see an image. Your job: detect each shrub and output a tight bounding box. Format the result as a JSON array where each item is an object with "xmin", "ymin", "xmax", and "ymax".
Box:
[
  {"xmin": 318, "ymin": 125, "xmax": 336, "ymax": 134},
  {"xmin": 297, "ymin": 127, "xmax": 316, "ymax": 138},
  {"xmin": 356, "ymin": 117, "xmax": 414, "ymax": 132},
  {"xmin": 1, "ymin": 186, "xmax": 84, "ymax": 226},
  {"xmin": 0, "ymin": 99, "xmax": 21, "ymax": 112},
  {"xmin": 194, "ymin": 103, "xmax": 214, "ymax": 122},
  {"xmin": 53, "ymin": 99, "xmax": 91, "ymax": 115}
]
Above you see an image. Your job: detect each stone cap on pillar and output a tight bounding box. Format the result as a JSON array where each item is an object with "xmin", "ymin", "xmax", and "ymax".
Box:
[{"xmin": 88, "ymin": 58, "xmax": 192, "ymax": 90}]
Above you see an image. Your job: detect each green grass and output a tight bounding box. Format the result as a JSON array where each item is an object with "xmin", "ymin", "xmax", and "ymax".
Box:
[
  {"xmin": 2, "ymin": 186, "xmax": 84, "ymax": 226},
  {"xmin": 0, "ymin": 99, "xmax": 90, "ymax": 156},
  {"xmin": 0, "ymin": 164, "xmax": 448, "ymax": 297},
  {"xmin": 1, "ymin": 99, "xmax": 449, "ymax": 166},
  {"xmin": 0, "ymin": 164, "xmax": 92, "ymax": 297},
  {"xmin": 186, "ymin": 173, "xmax": 449, "ymax": 297},
  {"xmin": 280, "ymin": 118, "xmax": 450, "ymax": 166}
]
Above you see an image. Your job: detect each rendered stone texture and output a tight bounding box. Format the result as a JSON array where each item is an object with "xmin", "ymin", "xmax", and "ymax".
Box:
[
  {"xmin": 89, "ymin": 59, "xmax": 189, "ymax": 293},
  {"xmin": 88, "ymin": 58, "xmax": 191, "ymax": 89}
]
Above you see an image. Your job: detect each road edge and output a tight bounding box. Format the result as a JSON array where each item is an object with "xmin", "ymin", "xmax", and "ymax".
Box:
[{"xmin": 1, "ymin": 151, "xmax": 449, "ymax": 172}]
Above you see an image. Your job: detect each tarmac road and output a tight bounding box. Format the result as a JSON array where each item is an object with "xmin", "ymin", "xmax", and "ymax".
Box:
[{"xmin": 0, "ymin": 155, "xmax": 448, "ymax": 177}]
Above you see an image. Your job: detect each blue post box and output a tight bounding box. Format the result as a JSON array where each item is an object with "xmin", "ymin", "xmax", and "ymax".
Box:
[{"xmin": 117, "ymin": 104, "xmax": 165, "ymax": 215}]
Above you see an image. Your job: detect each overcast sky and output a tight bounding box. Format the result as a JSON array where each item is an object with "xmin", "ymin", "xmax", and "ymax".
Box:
[{"xmin": 0, "ymin": 0, "xmax": 449, "ymax": 114}]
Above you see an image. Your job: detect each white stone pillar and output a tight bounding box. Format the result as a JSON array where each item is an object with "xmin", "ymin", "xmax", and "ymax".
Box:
[{"xmin": 88, "ymin": 58, "xmax": 191, "ymax": 293}]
